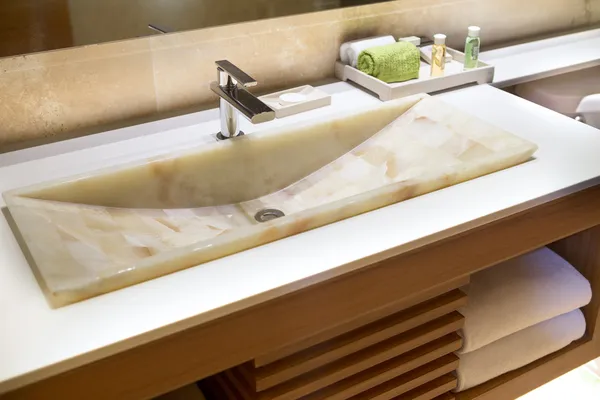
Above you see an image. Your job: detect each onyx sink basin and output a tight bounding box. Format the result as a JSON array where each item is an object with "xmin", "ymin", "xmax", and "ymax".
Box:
[{"xmin": 3, "ymin": 94, "xmax": 537, "ymax": 307}]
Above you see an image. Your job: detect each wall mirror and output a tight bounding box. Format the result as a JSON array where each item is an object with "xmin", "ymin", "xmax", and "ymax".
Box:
[{"xmin": 0, "ymin": 0, "xmax": 389, "ymax": 58}]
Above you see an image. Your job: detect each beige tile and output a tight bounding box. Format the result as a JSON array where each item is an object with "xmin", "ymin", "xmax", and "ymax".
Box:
[
  {"xmin": 1, "ymin": 0, "xmax": 598, "ymax": 150},
  {"xmin": 589, "ymin": 0, "xmax": 600, "ymax": 24},
  {"xmin": 0, "ymin": 38, "xmax": 151, "ymax": 73},
  {"xmin": 340, "ymin": 0, "xmax": 456, "ymax": 20},
  {"xmin": 360, "ymin": 0, "xmax": 590, "ymax": 49},
  {"xmin": 464, "ymin": 0, "xmax": 590, "ymax": 47},
  {"xmin": 152, "ymin": 22, "xmax": 337, "ymax": 112},
  {"xmin": 0, "ymin": 51, "xmax": 156, "ymax": 148}
]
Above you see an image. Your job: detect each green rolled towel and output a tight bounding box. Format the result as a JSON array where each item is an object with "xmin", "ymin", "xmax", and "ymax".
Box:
[{"xmin": 357, "ymin": 41, "xmax": 420, "ymax": 83}]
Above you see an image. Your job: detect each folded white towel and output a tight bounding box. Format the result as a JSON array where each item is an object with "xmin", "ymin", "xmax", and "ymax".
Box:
[
  {"xmin": 459, "ymin": 247, "xmax": 591, "ymax": 354},
  {"xmin": 456, "ymin": 309, "xmax": 585, "ymax": 392},
  {"xmin": 339, "ymin": 35, "xmax": 396, "ymax": 67}
]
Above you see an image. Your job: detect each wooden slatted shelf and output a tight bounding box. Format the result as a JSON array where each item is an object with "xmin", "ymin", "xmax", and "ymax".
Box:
[
  {"xmin": 224, "ymin": 369, "xmax": 254, "ymax": 400},
  {"xmin": 256, "ymin": 313, "xmax": 464, "ymax": 400},
  {"xmin": 392, "ymin": 374, "xmax": 457, "ymax": 400},
  {"xmin": 209, "ymin": 374, "xmax": 244, "ymax": 400},
  {"xmin": 302, "ymin": 335, "xmax": 462, "ymax": 400},
  {"xmin": 255, "ymin": 277, "xmax": 470, "ymax": 368},
  {"xmin": 344, "ymin": 356, "xmax": 458, "ymax": 400},
  {"xmin": 237, "ymin": 363, "xmax": 257, "ymax": 392},
  {"xmin": 202, "ymin": 285, "xmax": 465, "ymax": 400},
  {"xmin": 432, "ymin": 394, "xmax": 455, "ymax": 400},
  {"xmin": 208, "ymin": 360, "xmax": 459, "ymax": 400},
  {"xmin": 254, "ymin": 290, "xmax": 467, "ymax": 390}
]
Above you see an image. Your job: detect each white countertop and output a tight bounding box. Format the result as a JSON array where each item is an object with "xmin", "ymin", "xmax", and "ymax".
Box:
[
  {"xmin": 2, "ymin": 85, "xmax": 600, "ymax": 393},
  {"xmin": 482, "ymin": 28, "xmax": 600, "ymax": 87}
]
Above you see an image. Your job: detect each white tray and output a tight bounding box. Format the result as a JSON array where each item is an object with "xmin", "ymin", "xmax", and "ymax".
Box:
[{"xmin": 335, "ymin": 48, "xmax": 494, "ymax": 101}]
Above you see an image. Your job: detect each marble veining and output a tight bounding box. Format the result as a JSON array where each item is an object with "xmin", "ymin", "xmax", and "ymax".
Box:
[{"xmin": 3, "ymin": 95, "xmax": 537, "ymax": 307}]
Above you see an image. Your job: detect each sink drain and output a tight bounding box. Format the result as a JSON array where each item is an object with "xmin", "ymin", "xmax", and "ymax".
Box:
[{"xmin": 254, "ymin": 208, "xmax": 285, "ymax": 223}]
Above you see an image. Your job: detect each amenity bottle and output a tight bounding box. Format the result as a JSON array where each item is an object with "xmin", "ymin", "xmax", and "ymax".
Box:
[
  {"xmin": 464, "ymin": 26, "xmax": 481, "ymax": 70},
  {"xmin": 431, "ymin": 34, "xmax": 447, "ymax": 77}
]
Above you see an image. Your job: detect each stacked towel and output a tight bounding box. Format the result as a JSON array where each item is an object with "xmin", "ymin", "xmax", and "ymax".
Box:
[
  {"xmin": 455, "ymin": 247, "xmax": 591, "ymax": 392},
  {"xmin": 339, "ymin": 36, "xmax": 396, "ymax": 67},
  {"xmin": 357, "ymin": 41, "xmax": 420, "ymax": 84},
  {"xmin": 456, "ymin": 309, "xmax": 586, "ymax": 391},
  {"xmin": 459, "ymin": 247, "xmax": 591, "ymax": 353}
]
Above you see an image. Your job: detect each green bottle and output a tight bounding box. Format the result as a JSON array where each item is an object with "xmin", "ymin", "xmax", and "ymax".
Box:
[{"xmin": 464, "ymin": 26, "xmax": 481, "ymax": 70}]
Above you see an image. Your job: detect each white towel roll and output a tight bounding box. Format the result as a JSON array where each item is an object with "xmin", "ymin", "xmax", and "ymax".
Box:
[
  {"xmin": 339, "ymin": 36, "xmax": 393, "ymax": 64},
  {"xmin": 459, "ymin": 247, "xmax": 591, "ymax": 354},
  {"xmin": 339, "ymin": 35, "xmax": 396, "ymax": 67},
  {"xmin": 456, "ymin": 308, "xmax": 586, "ymax": 392}
]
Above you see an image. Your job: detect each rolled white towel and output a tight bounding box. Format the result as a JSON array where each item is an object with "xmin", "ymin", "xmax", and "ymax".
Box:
[
  {"xmin": 339, "ymin": 35, "xmax": 393, "ymax": 64},
  {"xmin": 459, "ymin": 247, "xmax": 591, "ymax": 354},
  {"xmin": 456, "ymin": 308, "xmax": 586, "ymax": 392},
  {"xmin": 339, "ymin": 35, "xmax": 396, "ymax": 67}
]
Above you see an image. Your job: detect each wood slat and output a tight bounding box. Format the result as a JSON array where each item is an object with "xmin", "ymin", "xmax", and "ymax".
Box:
[
  {"xmin": 257, "ymin": 313, "xmax": 463, "ymax": 400},
  {"xmin": 255, "ymin": 277, "xmax": 469, "ymax": 367},
  {"xmin": 224, "ymin": 369, "xmax": 254, "ymax": 400},
  {"xmin": 300, "ymin": 334, "xmax": 462, "ymax": 400},
  {"xmin": 154, "ymin": 383, "xmax": 207, "ymax": 400},
  {"xmin": 238, "ymin": 363, "xmax": 258, "ymax": 392},
  {"xmin": 343, "ymin": 355, "xmax": 458, "ymax": 400},
  {"xmin": 219, "ymin": 336, "xmax": 461, "ymax": 400},
  {"xmin": 256, "ymin": 290, "xmax": 466, "ymax": 390},
  {"xmin": 393, "ymin": 374, "xmax": 457, "ymax": 400},
  {"xmin": 213, "ymin": 374, "xmax": 244, "ymax": 400},
  {"xmin": 196, "ymin": 378, "xmax": 223, "ymax": 400},
  {"xmin": 432, "ymin": 394, "xmax": 455, "ymax": 400}
]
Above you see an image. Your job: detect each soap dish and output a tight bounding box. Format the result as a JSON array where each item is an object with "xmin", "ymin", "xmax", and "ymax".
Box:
[{"xmin": 259, "ymin": 85, "xmax": 331, "ymax": 118}]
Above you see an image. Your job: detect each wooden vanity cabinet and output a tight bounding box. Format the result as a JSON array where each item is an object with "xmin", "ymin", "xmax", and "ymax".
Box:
[{"xmin": 6, "ymin": 185, "xmax": 600, "ymax": 400}]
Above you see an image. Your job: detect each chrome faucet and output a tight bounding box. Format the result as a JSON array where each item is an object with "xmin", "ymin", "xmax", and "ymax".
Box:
[{"xmin": 210, "ymin": 60, "xmax": 275, "ymax": 140}]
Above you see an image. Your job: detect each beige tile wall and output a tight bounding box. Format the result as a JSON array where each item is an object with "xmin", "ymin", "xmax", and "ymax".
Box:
[{"xmin": 0, "ymin": 0, "xmax": 598, "ymax": 151}]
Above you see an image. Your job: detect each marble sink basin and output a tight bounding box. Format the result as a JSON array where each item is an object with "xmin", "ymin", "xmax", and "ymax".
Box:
[{"xmin": 3, "ymin": 94, "xmax": 537, "ymax": 307}]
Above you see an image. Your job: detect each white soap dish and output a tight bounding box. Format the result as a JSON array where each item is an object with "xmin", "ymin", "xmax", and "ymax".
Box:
[{"xmin": 260, "ymin": 85, "xmax": 331, "ymax": 118}]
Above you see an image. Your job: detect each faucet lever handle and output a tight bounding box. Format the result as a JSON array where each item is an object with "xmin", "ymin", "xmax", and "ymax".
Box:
[{"xmin": 215, "ymin": 60, "xmax": 257, "ymax": 88}]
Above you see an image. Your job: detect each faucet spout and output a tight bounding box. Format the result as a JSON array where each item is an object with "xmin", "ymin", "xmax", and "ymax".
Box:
[{"xmin": 210, "ymin": 60, "xmax": 275, "ymax": 139}]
